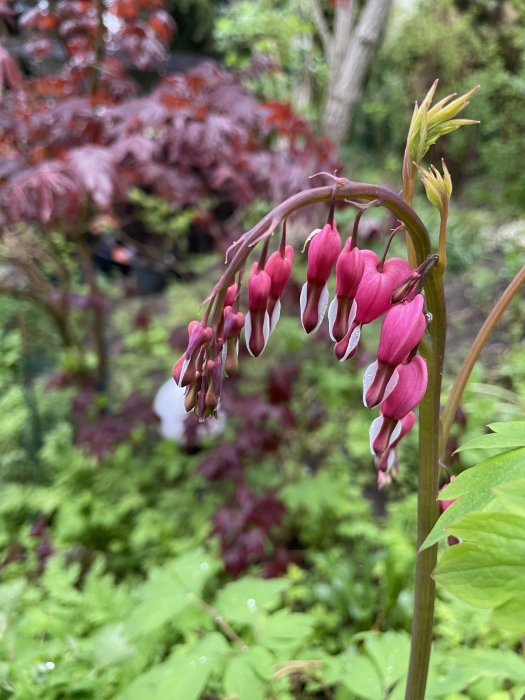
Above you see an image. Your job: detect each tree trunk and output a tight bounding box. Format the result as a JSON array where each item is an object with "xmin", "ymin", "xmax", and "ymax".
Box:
[{"xmin": 321, "ymin": 0, "xmax": 393, "ymax": 149}]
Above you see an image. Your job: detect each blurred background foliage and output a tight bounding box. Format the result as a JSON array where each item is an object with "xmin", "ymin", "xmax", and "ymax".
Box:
[{"xmin": 1, "ymin": 0, "xmax": 525, "ymax": 698}]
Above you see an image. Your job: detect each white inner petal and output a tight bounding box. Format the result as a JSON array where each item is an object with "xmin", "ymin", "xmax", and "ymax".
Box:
[
  {"xmin": 311, "ymin": 283, "xmax": 330, "ymax": 334},
  {"xmin": 327, "ymin": 297, "xmax": 338, "ymax": 341},
  {"xmin": 269, "ymin": 299, "xmax": 281, "ymax": 333},
  {"xmin": 244, "ymin": 311, "xmax": 253, "ymax": 356},
  {"xmin": 348, "ymin": 298, "xmax": 357, "ymax": 328},
  {"xmin": 339, "ymin": 324, "xmax": 361, "ymax": 362},
  {"xmin": 299, "ymin": 282, "xmax": 308, "ymax": 332},
  {"xmin": 383, "ymin": 367, "xmax": 400, "ymax": 403},
  {"xmin": 388, "ymin": 419, "xmax": 402, "ymax": 448},
  {"xmin": 362, "ymin": 359, "xmax": 379, "ymax": 406},
  {"xmin": 179, "ymin": 356, "xmax": 190, "ymax": 387},
  {"xmin": 369, "ymin": 416, "xmax": 383, "ymax": 455},
  {"xmin": 261, "ymin": 311, "xmax": 270, "ymax": 352}
]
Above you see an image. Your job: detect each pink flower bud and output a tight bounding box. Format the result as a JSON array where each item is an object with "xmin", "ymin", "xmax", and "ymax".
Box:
[
  {"xmin": 221, "ymin": 306, "xmax": 245, "ymax": 341},
  {"xmin": 300, "ymin": 222, "xmax": 342, "ymax": 334},
  {"xmin": 245, "ymin": 262, "xmax": 271, "ymax": 357},
  {"xmin": 225, "ymin": 282, "xmax": 238, "ymax": 307},
  {"xmin": 439, "ymin": 476, "xmax": 458, "ymax": 512},
  {"xmin": 328, "ymin": 242, "xmax": 365, "ymax": 341},
  {"xmin": 265, "ymin": 245, "xmax": 294, "ymax": 331},
  {"xmin": 172, "ymin": 320, "xmax": 213, "ymax": 387},
  {"xmin": 363, "ymin": 295, "xmax": 427, "ymax": 408},
  {"xmin": 204, "ymin": 357, "xmax": 222, "ymax": 413}
]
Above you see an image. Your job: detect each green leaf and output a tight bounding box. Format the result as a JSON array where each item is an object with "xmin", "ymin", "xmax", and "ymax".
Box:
[
  {"xmin": 455, "ymin": 425, "xmax": 525, "ymax": 452},
  {"xmin": 119, "ymin": 632, "xmax": 228, "ymax": 700},
  {"xmin": 362, "ymin": 631, "xmax": 410, "ymax": 691},
  {"xmin": 492, "ymin": 478, "xmax": 525, "ymax": 514},
  {"xmin": 126, "ymin": 548, "xmax": 216, "ymax": 636},
  {"xmin": 421, "ymin": 447, "xmax": 525, "ymax": 549},
  {"xmin": 92, "ymin": 623, "xmax": 135, "ymax": 669},
  {"xmin": 434, "ymin": 512, "xmax": 525, "ymax": 631},
  {"xmin": 258, "ymin": 610, "xmax": 314, "ymax": 652},
  {"xmin": 215, "ymin": 577, "xmax": 290, "ymax": 627},
  {"xmin": 224, "ymin": 647, "xmax": 274, "ymax": 700},
  {"xmin": 337, "ymin": 649, "xmax": 384, "ymax": 700}
]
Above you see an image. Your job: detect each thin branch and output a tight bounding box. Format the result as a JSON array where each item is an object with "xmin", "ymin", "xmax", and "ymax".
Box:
[
  {"xmin": 310, "ymin": 0, "xmax": 332, "ymax": 61},
  {"xmin": 439, "ymin": 264, "xmax": 525, "ymax": 460},
  {"xmin": 189, "ymin": 594, "xmax": 248, "ymax": 651}
]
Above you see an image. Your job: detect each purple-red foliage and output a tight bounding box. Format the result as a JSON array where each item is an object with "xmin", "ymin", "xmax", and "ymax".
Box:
[
  {"xmin": 0, "ymin": 1, "xmax": 338, "ymax": 240},
  {"xmin": 73, "ymin": 390, "xmax": 158, "ymax": 459},
  {"xmin": 195, "ymin": 358, "xmax": 300, "ymax": 576}
]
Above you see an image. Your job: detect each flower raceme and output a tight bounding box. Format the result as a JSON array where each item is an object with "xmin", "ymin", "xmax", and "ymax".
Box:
[{"xmin": 172, "ymin": 212, "xmax": 432, "ymax": 483}]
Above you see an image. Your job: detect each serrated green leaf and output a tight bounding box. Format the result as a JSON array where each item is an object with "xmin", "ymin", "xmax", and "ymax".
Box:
[
  {"xmin": 421, "ymin": 447, "xmax": 525, "ymax": 549},
  {"xmin": 215, "ymin": 577, "xmax": 290, "ymax": 626},
  {"xmin": 434, "ymin": 512, "xmax": 525, "ymax": 631}
]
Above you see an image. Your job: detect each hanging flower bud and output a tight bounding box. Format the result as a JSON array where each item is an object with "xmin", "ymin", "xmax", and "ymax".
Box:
[
  {"xmin": 369, "ymin": 356, "xmax": 428, "ymax": 457},
  {"xmin": 245, "ymin": 262, "xmax": 271, "ymax": 357},
  {"xmin": 225, "ymin": 282, "xmax": 238, "ymax": 307},
  {"xmin": 374, "ymin": 411, "xmax": 416, "ymax": 473},
  {"xmin": 264, "ymin": 245, "xmax": 294, "ymax": 332},
  {"xmin": 300, "ymin": 221, "xmax": 342, "ymax": 334},
  {"xmin": 220, "ymin": 306, "xmax": 245, "ymax": 377},
  {"xmin": 172, "ymin": 320, "xmax": 213, "ymax": 387},
  {"xmin": 204, "ymin": 357, "xmax": 222, "ymax": 414},
  {"xmin": 363, "ymin": 294, "xmax": 427, "ymax": 408},
  {"xmin": 334, "ymin": 251, "xmax": 412, "ymax": 361},
  {"xmin": 328, "ymin": 240, "xmax": 365, "ymax": 342}
]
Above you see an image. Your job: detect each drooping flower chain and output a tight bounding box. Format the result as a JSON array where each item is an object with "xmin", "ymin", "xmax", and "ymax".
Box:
[{"xmin": 172, "ymin": 210, "xmax": 434, "ymax": 487}]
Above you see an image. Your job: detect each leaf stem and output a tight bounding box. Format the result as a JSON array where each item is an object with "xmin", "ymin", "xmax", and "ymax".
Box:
[{"xmin": 439, "ymin": 264, "xmax": 525, "ymax": 460}]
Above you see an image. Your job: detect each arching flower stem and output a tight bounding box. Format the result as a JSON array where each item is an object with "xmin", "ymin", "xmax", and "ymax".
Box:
[{"xmin": 201, "ymin": 177, "xmax": 445, "ymax": 699}]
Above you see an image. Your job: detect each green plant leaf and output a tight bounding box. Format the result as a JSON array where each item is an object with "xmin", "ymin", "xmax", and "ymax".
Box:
[
  {"xmin": 214, "ymin": 577, "xmax": 290, "ymax": 626},
  {"xmin": 455, "ymin": 422, "xmax": 525, "ymax": 451},
  {"xmin": 91, "ymin": 623, "xmax": 135, "ymax": 669},
  {"xmin": 421, "ymin": 447, "xmax": 525, "ymax": 549},
  {"xmin": 126, "ymin": 548, "xmax": 216, "ymax": 636},
  {"xmin": 258, "ymin": 610, "xmax": 314, "ymax": 652},
  {"xmin": 361, "ymin": 631, "xmax": 410, "ymax": 691},
  {"xmin": 434, "ymin": 512, "xmax": 525, "ymax": 632},
  {"xmin": 224, "ymin": 646, "xmax": 274, "ymax": 700},
  {"xmin": 492, "ymin": 478, "xmax": 525, "ymax": 514},
  {"xmin": 337, "ymin": 649, "xmax": 384, "ymax": 700},
  {"xmin": 119, "ymin": 632, "xmax": 228, "ymax": 700}
]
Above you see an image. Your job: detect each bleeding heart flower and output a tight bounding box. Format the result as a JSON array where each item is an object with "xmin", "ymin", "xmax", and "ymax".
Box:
[
  {"xmin": 245, "ymin": 262, "xmax": 271, "ymax": 357},
  {"xmin": 363, "ymin": 294, "xmax": 427, "ymax": 408},
  {"xmin": 264, "ymin": 244, "xmax": 294, "ymax": 332},
  {"xmin": 328, "ymin": 241, "xmax": 364, "ymax": 342},
  {"xmin": 300, "ymin": 221, "xmax": 341, "ymax": 334},
  {"xmin": 334, "ymin": 251, "xmax": 413, "ymax": 361},
  {"xmin": 369, "ymin": 356, "xmax": 428, "ymax": 457}
]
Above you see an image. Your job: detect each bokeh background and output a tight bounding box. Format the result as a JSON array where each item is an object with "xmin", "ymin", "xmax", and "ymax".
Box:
[{"xmin": 1, "ymin": 1, "xmax": 524, "ymax": 698}]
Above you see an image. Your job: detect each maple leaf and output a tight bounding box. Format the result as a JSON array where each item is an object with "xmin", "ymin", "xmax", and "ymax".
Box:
[{"xmin": 67, "ymin": 146, "xmax": 120, "ymax": 210}]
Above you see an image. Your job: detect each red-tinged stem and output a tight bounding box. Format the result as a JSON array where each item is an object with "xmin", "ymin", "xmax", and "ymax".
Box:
[{"xmin": 439, "ymin": 264, "xmax": 525, "ymax": 460}]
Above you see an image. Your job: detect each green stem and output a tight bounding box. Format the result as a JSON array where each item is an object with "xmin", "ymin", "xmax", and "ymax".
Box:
[
  {"xmin": 439, "ymin": 264, "xmax": 525, "ymax": 460},
  {"xmin": 405, "ymin": 265, "xmax": 446, "ymax": 700}
]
